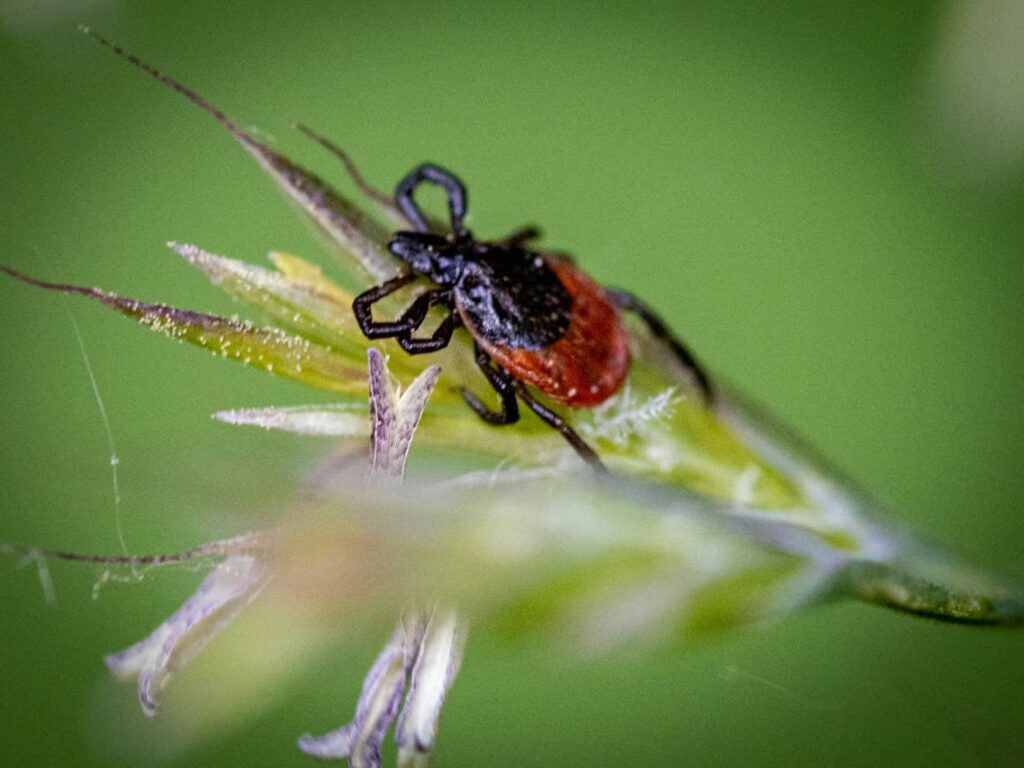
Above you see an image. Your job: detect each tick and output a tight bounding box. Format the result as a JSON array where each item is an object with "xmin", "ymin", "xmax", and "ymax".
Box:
[{"xmin": 354, "ymin": 165, "xmax": 713, "ymax": 471}]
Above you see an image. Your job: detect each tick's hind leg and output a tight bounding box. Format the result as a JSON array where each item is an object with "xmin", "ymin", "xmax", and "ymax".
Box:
[
  {"xmin": 462, "ymin": 343, "xmax": 520, "ymax": 424},
  {"xmin": 513, "ymin": 384, "xmax": 607, "ymax": 473},
  {"xmin": 606, "ymin": 288, "xmax": 714, "ymax": 402},
  {"xmin": 463, "ymin": 345, "xmax": 606, "ymax": 471},
  {"xmin": 462, "ymin": 348, "xmax": 602, "ymax": 468}
]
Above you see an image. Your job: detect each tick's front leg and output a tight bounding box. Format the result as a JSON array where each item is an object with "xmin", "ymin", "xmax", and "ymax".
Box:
[
  {"xmin": 399, "ymin": 310, "xmax": 462, "ymax": 354},
  {"xmin": 355, "ymin": 276, "xmax": 455, "ymax": 342},
  {"xmin": 352, "ymin": 273, "xmax": 419, "ymax": 338}
]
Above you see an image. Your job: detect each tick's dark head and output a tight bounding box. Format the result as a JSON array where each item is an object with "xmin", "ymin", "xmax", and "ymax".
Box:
[
  {"xmin": 389, "ymin": 163, "xmax": 474, "ymax": 285},
  {"xmin": 388, "ymin": 231, "xmax": 469, "ymax": 285}
]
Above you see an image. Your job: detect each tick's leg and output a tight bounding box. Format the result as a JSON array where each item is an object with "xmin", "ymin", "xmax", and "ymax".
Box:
[
  {"xmin": 395, "ymin": 164, "xmax": 469, "ymax": 235},
  {"xmin": 513, "ymin": 383, "xmax": 607, "ymax": 472},
  {"xmin": 353, "ymin": 273, "xmax": 418, "ymax": 337},
  {"xmin": 606, "ymin": 288, "xmax": 714, "ymax": 402},
  {"xmin": 356, "ymin": 283, "xmax": 435, "ymax": 338},
  {"xmin": 398, "ymin": 312, "xmax": 462, "ymax": 354},
  {"xmin": 354, "ymin": 275, "xmax": 455, "ymax": 341},
  {"xmin": 497, "ymin": 225, "xmax": 542, "ymax": 249},
  {"xmin": 462, "ymin": 343, "xmax": 520, "ymax": 425}
]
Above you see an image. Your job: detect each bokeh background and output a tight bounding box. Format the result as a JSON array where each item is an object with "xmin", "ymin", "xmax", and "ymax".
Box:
[{"xmin": 1, "ymin": 1, "xmax": 1023, "ymax": 765}]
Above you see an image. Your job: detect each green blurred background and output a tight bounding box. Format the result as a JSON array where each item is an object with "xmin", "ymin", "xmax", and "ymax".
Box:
[{"xmin": 1, "ymin": 1, "xmax": 1022, "ymax": 765}]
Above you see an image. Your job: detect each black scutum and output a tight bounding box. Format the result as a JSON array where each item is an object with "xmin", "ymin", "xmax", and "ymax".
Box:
[{"xmin": 455, "ymin": 246, "xmax": 572, "ymax": 350}]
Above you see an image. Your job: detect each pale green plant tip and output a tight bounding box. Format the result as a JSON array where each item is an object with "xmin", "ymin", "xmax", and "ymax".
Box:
[{"xmin": 840, "ymin": 560, "xmax": 1024, "ymax": 626}]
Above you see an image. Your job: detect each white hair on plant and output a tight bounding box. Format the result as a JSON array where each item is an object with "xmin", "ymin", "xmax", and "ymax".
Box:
[{"xmin": 579, "ymin": 384, "xmax": 680, "ymax": 446}]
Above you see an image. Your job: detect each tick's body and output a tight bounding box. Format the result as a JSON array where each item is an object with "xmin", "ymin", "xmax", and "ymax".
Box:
[
  {"xmin": 462, "ymin": 252, "xmax": 630, "ymax": 408},
  {"xmin": 354, "ymin": 164, "xmax": 712, "ymax": 470},
  {"xmin": 453, "ymin": 246, "xmax": 630, "ymax": 408}
]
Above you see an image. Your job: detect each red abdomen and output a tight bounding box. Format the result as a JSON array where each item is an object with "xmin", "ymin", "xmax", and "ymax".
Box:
[{"xmin": 467, "ymin": 257, "xmax": 630, "ymax": 407}]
